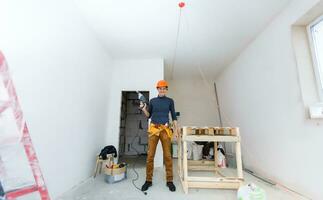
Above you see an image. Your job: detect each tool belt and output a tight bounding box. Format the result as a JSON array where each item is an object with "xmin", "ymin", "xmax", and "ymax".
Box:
[{"xmin": 148, "ymin": 123, "xmax": 173, "ymax": 139}]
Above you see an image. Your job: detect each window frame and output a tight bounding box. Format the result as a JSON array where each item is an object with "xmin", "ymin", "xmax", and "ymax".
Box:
[{"xmin": 307, "ymin": 15, "xmax": 323, "ymax": 101}]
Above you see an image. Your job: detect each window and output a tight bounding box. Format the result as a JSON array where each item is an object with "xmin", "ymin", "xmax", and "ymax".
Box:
[{"xmin": 308, "ymin": 15, "xmax": 323, "ymax": 100}]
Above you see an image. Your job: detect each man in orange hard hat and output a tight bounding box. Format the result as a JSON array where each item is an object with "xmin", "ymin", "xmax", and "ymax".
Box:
[{"xmin": 140, "ymin": 80, "xmax": 179, "ymax": 192}]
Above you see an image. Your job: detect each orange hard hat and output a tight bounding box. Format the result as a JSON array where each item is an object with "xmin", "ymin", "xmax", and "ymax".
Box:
[{"xmin": 156, "ymin": 80, "xmax": 168, "ymax": 88}]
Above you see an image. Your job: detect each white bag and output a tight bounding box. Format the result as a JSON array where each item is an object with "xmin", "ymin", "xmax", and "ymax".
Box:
[
  {"xmin": 186, "ymin": 142, "xmax": 193, "ymax": 160},
  {"xmin": 237, "ymin": 183, "xmax": 266, "ymax": 200},
  {"xmin": 217, "ymin": 144, "xmax": 227, "ymax": 168},
  {"xmin": 192, "ymin": 143, "xmax": 203, "ymax": 160}
]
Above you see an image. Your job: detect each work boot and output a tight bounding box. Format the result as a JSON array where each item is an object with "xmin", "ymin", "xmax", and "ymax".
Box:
[
  {"xmin": 166, "ymin": 182, "xmax": 176, "ymax": 192},
  {"xmin": 141, "ymin": 181, "xmax": 152, "ymax": 191}
]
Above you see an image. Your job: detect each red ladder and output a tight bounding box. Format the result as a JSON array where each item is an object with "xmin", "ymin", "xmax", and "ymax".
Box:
[{"xmin": 0, "ymin": 51, "xmax": 50, "ymax": 200}]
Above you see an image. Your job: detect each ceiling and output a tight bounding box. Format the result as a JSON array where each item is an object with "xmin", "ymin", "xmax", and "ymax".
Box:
[{"xmin": 75, "ymin": 0, "xmax": 291, "ymax": 80}]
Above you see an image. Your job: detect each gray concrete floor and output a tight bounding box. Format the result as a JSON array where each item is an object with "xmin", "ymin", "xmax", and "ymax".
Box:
[{"xmin": 57, "ymin": 156, "xmax": 307, "ymax": 200}]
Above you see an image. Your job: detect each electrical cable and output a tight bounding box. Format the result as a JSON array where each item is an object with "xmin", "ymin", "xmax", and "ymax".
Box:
[
  {"xmin": 170, "ymin": 6, "xmax": 183, "ymax": 80},
  {"xmin": 130, "ymin": 119, "xmax": 147, "ymax": 195}
]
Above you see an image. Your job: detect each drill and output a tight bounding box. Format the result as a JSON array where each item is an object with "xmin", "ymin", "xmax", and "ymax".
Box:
[{"xmin": 137, "ymin": 91, "xmax": 147, "ymax": 110}]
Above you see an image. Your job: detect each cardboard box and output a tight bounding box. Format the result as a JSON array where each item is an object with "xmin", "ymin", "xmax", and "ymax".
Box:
[{"xmin": 104, "ymin": 165, "xmax": 127, "ymax": 184}]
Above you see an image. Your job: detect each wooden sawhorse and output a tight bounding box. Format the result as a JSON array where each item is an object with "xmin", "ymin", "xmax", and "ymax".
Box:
[{"xmin": 178, "ymin": 126, "xmax": 243, "ymax": 194}]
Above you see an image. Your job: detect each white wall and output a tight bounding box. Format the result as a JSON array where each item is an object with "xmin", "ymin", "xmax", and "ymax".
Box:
[
  {"xmin": 167, "ymin": 79, "xmax": 220, "ymax": 127},
  {"xmin": 105, "ymin": 59, "xmax": 164, "ymax": 167},
  {"xmin": 216, "ymin": 0, "xmax": 323, "ymax": 199},
  {"xmin": 0, "ymin": 0, "xmax": 111, "ymax": 198}
]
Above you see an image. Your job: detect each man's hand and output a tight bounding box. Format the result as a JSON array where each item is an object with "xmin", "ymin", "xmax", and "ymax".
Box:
[
  {"xmin": 173, "ymin": 122, "xmax": 180, "ymax": 141},
  {"xmin": 174, "ymin": 127, "xmax": 180, "ymax": 141},
  {"xmin": 140, "ymin": 102, "xmax": 150, "ymax": 118},
  {"xmin": 139, "ymin": 102, "xmax": 146, "ymax": 110},
  {"xmin": 174, "ymin": 129, "xmax": 179, "ymax": 140}
]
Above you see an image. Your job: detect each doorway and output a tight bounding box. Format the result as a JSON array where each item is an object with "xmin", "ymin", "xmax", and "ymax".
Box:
[{"xmin": 118, "ymin": 91, "xmax": 149, "ymax": 160}]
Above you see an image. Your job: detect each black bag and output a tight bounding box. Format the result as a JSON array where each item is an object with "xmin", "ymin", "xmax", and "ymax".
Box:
[
  {"xmin": 194, "ymin": 142, "xmax": 226, "ymax": 157},
  {"xmin": 99, "ymin": 145, "xmax": 117, "ymax": 160}
]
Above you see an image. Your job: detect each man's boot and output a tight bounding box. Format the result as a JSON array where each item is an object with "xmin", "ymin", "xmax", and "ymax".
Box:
[
  {"xmin": 166, "ymin": 182, "xmax": 176, "ymax": 192},
  {"xmin": 141, "ymin": 181, "xmax": 152, "ymax": 191}
]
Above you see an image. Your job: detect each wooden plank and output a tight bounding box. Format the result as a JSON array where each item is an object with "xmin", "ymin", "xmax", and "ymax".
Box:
[
  {"xmin": 180, "ymin": 179, "xmax": 189, "ymax": 194},
  {"xmin": 187, "ymin": 181, "xmax": 241, "ymax": 189},
  {"xmin": 183, "ymin": 135, "xmax": 239, "ymax": 142},
  {"xmin": 187, "ymin": 176, "xmax": 243, "ymax": 182},
  {"xmin": 213, "ymin": 127, "xmax": 219, "ymax": 135},
  {"xmin": 182, "ymin": 126, "xmax": 189, "ymax": 194},
  {"xmin": 183, "ymin": 140, "xmax": 188, "ymax": 182},
  {"xmin": 217, "ymin": 128, "xmax": 225, "ymax": 135},
  {"xmin": 182, "ymin": 127, "xmax": 188, "ymax": 193},
  {"xmin": 230, "ymin": 127, "xmax": 239, "ymax": 136},
  {"xmin": 179, "ymin": 172, "xmax": 189, "ymax": 194},
  {"xmin": 178, "ymin": 148, "xmax": 182, "ymax": 176},
  {"xmin": 187, "ymin": 127, "xmax": 194, "ymax": 135},
  {"xmin": 188, "ymin": 165, "xmax": 215, "ymax": 171},
  {"xmin": 187, "ymin": 176, "xmax": 232, "ymax": 182},
  {"xmin": 188, "ymin": 159, "xmax": 215, "ymax": 171},
  {"xmin": 181, "ymin": 126, "xmax": 241, "ymax": 136},
  {"xmin": 193, "ymin": 128, "xmax": 204, "ymax": 135},
  {"xmin": 214, "ymin": 141, "xmax": 218, "ymax": 173},
  {"xmin": 208, "ymin": 128, "xmax": 214, "ymax": 135},
  {"xmin": 93, "ymin": 157, "xmax": 100, "ymax": 178},
  {"xmin": 188, "ymin": 160, "xmax": 215, "ymax": 165},
  {"xmin": 235, "ymin": 129, "xmax": 243, "ymax": 179},
  {"xmin": 177, "ymin": 130, "xmax": 182, "ymax": 177},
  {"xmin": 182, "ymin": 126, "xmax": 188, "ymax": 137}
]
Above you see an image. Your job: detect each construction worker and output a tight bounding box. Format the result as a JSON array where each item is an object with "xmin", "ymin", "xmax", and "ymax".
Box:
[{"xmin": 140, "ymin": 80, "xmax": 179, "ymax": 192}]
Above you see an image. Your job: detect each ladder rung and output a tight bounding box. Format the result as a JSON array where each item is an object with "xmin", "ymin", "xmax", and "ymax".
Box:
[
  {"xmin": 0, "ymin": 101, "xmax": 10, "ymax": 114},
  {"xmin": 6, "ymin": 185, "xmax": 39, "ymax": 199}
]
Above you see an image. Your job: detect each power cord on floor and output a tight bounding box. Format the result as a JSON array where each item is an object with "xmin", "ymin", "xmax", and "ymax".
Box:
[
  {"xmin": 131, "ymin": 153, "xmax": 147, "ymax": 195},
  {"xmin": 130, "ymin": 130, "xmax": 147, "ymax": 195}
]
